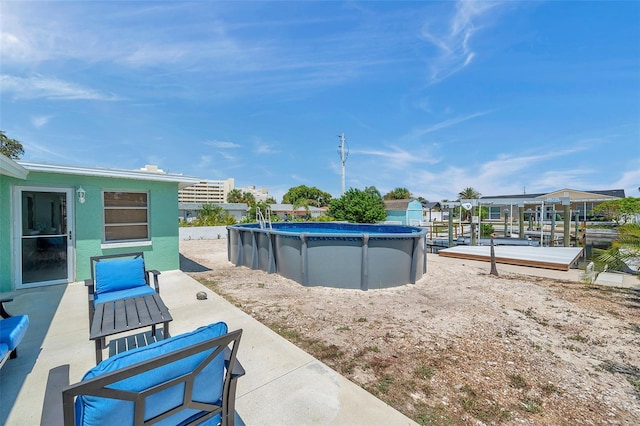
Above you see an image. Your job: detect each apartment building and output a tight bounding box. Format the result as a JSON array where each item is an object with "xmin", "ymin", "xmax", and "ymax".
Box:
[{"xmin": 178, "ymin": 178, "xmax": 235, "ymax": 204}]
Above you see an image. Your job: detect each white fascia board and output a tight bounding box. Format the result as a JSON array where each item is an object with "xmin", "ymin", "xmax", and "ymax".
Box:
[
  {"xmin": 17, "ymin": 161, "xmax": 200, "ymax": 188},
  {"xmin": 0, "ymin": 155, "xmax": 29, "ymax": 179}
]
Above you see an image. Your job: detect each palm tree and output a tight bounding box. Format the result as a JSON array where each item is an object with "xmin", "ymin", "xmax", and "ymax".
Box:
[
  {"xmin": 383, "ymin": 187, "xmax": 412, "ymax": 200},
  {"xmin": 596, "ymin": 223, "xmax": 640, "ymax": 278},
  {"xmin": 458, "ymin": 187, "xmax": 481, "ymax": 200},
  {"xmin": 458, "ymin": 187, "xmax": 481, "ymax": 221}
]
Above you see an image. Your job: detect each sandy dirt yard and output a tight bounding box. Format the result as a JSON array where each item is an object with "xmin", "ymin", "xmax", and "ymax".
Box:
[{"xmin": 180, "ymin": 239, "xmax": 639, "ymax": 425}]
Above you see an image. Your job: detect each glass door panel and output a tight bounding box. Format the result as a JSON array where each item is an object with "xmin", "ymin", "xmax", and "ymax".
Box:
[{"xmin": 20, "ymin": 190, "xmax": 69, "ymax": 285}]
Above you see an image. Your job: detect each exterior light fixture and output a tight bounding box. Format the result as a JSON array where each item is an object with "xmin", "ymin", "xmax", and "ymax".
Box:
[{"xmin": 76, "ymin": 186, "xmax": 86, "ymax": 204}]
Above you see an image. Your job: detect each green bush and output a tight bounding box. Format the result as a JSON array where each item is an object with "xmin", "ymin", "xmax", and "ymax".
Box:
[{"xmin": 481, "ymin": 223, "xmax": 494, "ymax": 237}]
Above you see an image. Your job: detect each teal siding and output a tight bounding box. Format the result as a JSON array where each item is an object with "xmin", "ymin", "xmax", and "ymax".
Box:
[
  {"xmin": 385, "ymin": 200, "xmax": 423, "ymax": 225},
  {"xmin": 0, "ymin": 171, "xmax": 180, "ymax": 292},
  {"xmin": 0, "ymin": 174, "xmax": 20, "ymax": 292}
]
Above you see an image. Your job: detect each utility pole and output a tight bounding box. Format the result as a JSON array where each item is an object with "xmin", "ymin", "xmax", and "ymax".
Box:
[{"xmin": 337, "ymin": 133, "xmax": 349, "ymax": 195}]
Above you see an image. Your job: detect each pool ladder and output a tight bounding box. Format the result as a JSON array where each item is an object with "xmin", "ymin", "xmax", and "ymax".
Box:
[{"xmin": 256, "ymin": 207, "xmax": 272, "ymax": 230}]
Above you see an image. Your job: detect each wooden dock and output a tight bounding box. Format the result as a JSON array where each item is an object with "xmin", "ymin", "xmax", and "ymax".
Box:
[{"xmin": 438, "ymin": 245, "xmax": 584, "ymax": 271}]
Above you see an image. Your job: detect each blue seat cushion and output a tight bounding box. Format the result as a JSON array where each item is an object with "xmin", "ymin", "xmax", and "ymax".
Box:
[
  {"xmin": 0, "ymin": 343, "xmax": 8, "ymax": 361},
  {"xmin": 76, "ymin": 322, "xmax": 229, "ymax": 426},
  {"xmin": 93, "ymin": 285, "xmax": 156, "ymax": 306},
  {"xmin": 0, "ymin": 315, "xmax": 29, "ymax": 351},
  {"xmin": 95, "ymin": 257, "xmax": 147, "ymax": 295}
]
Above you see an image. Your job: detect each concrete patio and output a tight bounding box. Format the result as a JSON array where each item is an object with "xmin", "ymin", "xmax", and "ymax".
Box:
[{"xmin": 0, "ymin": 270, "xmax": 416, "ymax": 425}]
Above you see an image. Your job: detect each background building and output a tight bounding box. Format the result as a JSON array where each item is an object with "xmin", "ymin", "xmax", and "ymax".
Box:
[
  {"xmin": 178, "ymin": 178, "xmax": 235, "ymax": 204},
  {"xmin": 238, "ymin": 185, "xmax": 270, "ymax": 202}
]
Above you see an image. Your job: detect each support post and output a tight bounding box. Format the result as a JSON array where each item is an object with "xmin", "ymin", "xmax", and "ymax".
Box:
[
  {"xmin": 448, "ymin": 205, "xmax": 453, "ymax": 248},
  {"xmin": 563, "ymin": 204, "xmax": 571, "ymax": 247},
  {"xmin": 361, "ymin": 234, "xmax": 369, "ymax": 291},
  {"xmin": 490, "ymin": 233, "xmax": 499, "ymax": 276}
]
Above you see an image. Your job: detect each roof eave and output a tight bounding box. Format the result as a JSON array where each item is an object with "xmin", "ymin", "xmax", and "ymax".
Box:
[
  {"xmin": 17, "ymin": 161, "xmax": 201, "ymax": 188},
  {"xmin": 1, "ymin": 155, "xmax": 29, "ymax": 179}
]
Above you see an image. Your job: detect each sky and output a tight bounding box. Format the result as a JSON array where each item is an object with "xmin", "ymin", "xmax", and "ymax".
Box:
[{"xmin": 1, "ymin": 1, "xmax": 639, "ymax": 203}]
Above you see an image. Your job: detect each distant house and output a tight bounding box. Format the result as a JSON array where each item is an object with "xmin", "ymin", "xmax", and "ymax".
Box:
[
  {"xmin": 421, "ymin": 201, "xmax": 443, "ymax": 222},
  {"xmin": 269, "ymin": 204, "xmax": 328, "ymax": 220},
  {"xmin": 0, "ymin": 155, "xmax": 199, "ymax": 292},
  {"xmin": 383, "ymin": 199, "xmax": 423, "ymax": 226},
  {"xmin": 475, "ymin": 188, "xmax": 626, "ymax": 222}
]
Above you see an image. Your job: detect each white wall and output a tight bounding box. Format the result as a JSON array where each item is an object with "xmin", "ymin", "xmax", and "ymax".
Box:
[{"xmin": 179, "ymin": 226, "xmax": 229, "ymax": 240}]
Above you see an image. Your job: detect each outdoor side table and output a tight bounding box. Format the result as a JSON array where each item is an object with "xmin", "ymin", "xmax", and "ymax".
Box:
[{"xmin": 89, "ymin": 293, "xmax": 172, "ymax": 364}]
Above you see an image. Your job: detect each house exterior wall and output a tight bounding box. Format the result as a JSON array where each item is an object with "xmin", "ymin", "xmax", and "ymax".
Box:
[
  {"xmin": 385, "ymin": 200, "xmax": 423, "ymax": 225},
  {"xmin": 0, "ymin": 171, "xmax": 181, "ymax": 292},
  {"xmin": 0, "ymin": 174, "xmax": 18, "ymax": 292}
]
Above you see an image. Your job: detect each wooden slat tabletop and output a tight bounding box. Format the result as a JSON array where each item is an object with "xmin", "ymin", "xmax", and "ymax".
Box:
[{"xmin": 90, "ymin": 294, "xmax": 172, "ymax": 340}]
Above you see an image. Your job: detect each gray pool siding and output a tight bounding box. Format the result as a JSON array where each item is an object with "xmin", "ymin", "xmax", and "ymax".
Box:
[{"xmin": 227, "ymin": 223, "xmax": 427, "ymax": 290}]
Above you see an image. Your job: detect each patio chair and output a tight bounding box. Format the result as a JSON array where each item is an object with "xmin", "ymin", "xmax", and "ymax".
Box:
[
  {"xmin": 0, "ymin": 298, "xmax": 30, "ymax": 369},
  {"xmin": 86, "ymin": 252, "xmax": 161, "ymax": 327},
  {"xmin": 62, "ymin": 322, "xmax": 244, "ymax": 426}
]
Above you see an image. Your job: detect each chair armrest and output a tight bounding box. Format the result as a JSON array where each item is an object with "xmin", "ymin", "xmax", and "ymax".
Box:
[
  {"xmin": 0, "ymin": 298, "xmax": 15, "ymax": 319},
  {"xmin": 147, "ymin": 270, "xmax": 161, "ymax": 293},
  {"xmin": 84, "ymin": 279, "xmax": 95, "ymax": 295},
  {"xmin": 225, "ymin": 347, "xmax": 245, "ymax": 379}
]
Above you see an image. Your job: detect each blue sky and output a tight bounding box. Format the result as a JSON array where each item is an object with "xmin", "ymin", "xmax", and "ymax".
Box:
[{"xmin": 1, "ymin": 1, "xmax": 639, "ymax": 202}]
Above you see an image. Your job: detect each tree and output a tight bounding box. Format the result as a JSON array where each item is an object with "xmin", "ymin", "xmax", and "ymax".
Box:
[
  {"xmin": 596, "ymin": 223, "xmax": 640, "ymax": 279},
  {"xmin": 592, "ymin": 198, "xmax": 640, "ymax": 224},
  {"xmin": 0, "ymin": 131, "xmax": 24, "ymax": 159},
  {"xmin": 364, "ymin": 186, "xmax": 382, "ymax": 198},
  {"xmin": 247, "ymin": 200, "xmax": 272, "ymax": 222},
  {"xmin": 383, "ymin": 187, "xmax": 412, "ymax": 200},
  {"xmin": 458, "ymin": 187, "xmax": 481, "ymax": 200},
  {"xmin": 192, "ymin": 203, "xmax": 235, "ymax": 226},
  {"xmin": 282, "ymin": 185, "xmax": 332, "ymax": 207},
  {"xmin": 227, "ymin": 189, "xmax": 256, "ymax": 206},
  {"xmin": 328, "ymin": 187, "xmax": 387, "ymax": 223},
  {"xmin": 227, "ymin": 189, "xmax": 244, "ymax": 203},
  {"xmin": 458, "ymin": 187, "xmax": 481, "ymax": 222}
]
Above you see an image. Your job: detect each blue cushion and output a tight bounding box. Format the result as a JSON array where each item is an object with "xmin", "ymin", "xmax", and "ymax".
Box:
[
  {"xmin": 0, "ymin": 315, "xmax": 29, "ymax": 351},
  {"xmin": 93, "ymin": 285, "xmax": 155, "ymax": 306},
  {"xmin": 76, "ymin": 322, "xmax": 229, "ymax": 426},
  {"xmin": 0, "ymin": 343, "xmax": 8, "ymax": 361},
  {"xmin": 95, "ymin": 257, "xmax": 147, "ymax": 295}
]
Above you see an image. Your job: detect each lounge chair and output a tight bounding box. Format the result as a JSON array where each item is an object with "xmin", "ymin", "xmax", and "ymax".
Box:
[
  {"xmin": 0, "ymin": 298, "xmax": 30, "ymax": 369},
  {"xmin": 62, "ymin": 322, "xmax": 244, "ymax": 426},
  {"xmin": 85, "ymin": 253, "xmax": 161, "ymax": 327}
]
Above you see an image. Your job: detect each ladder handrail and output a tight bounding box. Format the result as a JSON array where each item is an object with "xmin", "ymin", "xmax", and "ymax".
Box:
[{"xmin": 256, "ymin": 206, "xmax": 272, "ymax": 230}]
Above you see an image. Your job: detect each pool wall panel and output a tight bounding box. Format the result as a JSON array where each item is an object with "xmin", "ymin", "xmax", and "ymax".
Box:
[
  {"xmin": 306, "ymin": 238, "xmax": 362, "ymax": 289},
  {"xmin": 368, "ymin": 239, "xmax": 413, "ymax": 289},
  {"xmin": 227, "ymin": 222, "xmax": 427, "ymax": 290}
]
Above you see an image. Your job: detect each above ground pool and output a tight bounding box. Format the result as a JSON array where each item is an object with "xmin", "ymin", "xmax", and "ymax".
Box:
[{"xmin": 227, "ymin": 222, "xmax": 427, "ymax": 290}]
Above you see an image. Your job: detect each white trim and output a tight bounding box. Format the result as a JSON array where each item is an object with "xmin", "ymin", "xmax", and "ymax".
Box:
[
  {"xmin": 12, "ymin": 185, "xmax": 75, "ymax": 289},
  {"xmin": 100, "ymin": 240, "xmax": 153, "ymax": 249},
  {"xmin": 17, "ymin": 161, "xmax": 200, "ymax": 189},
  {"xmin": 1, "ymin": 154, "xmax": 29, "ymax": 179},
  {"xmin": 102, "ymin": 189, "xmax": 150, "ymax": 243}
]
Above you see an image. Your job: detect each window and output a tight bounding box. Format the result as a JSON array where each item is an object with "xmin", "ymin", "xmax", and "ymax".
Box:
[
  {"xmin": 103, "ymin": 191, "xmax": 149, "ymax": 242},
  {"xmin": 488, "ymin": 206, "xmax": 502, "ymax": 220}
]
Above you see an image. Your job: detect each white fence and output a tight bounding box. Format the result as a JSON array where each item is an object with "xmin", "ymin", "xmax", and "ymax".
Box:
[{"xmin": 179, "ymin": 226, "xmax": 228, "ymax": 240}]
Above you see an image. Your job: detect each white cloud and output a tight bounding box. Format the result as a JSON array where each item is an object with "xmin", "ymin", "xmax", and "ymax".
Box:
[
  {"xmin": 408, "ymin": 145, "xmax": 594, "ymax": 201},
  {"xmin": 409, "ymin": 110, "xmax": 493, "ymax": 138},
  {"xmin": 253, "ymin": 139, "xmax": 277, "ymax": 154},
  {"xmin": 31, "ymin": 115, "xmax": 53, "ymax": 128},
  {"xmin": 352, "ymin": 145, "xmax": 439, "ymax": 170},
  {"xmin": 421, "ymin": 1, "xmax": 504, "ymax": 83},
  {"xmin": 609, "ymin": 160, "xmax": 640, "ymax": 197},
  {"xmin": 0, "ymin": 75, "xmax": 120, "ymax": 101},
  {"xmin": 205, "ymin": 140, "xmax": 241, "ymax": 149}
]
